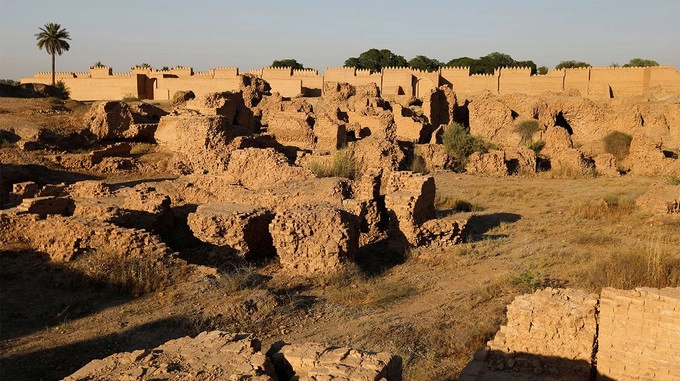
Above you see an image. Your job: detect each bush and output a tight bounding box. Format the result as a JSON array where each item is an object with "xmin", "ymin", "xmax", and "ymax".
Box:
[
  {"xmin": 526, "ymin": 139, "xmax": 545, "ymax": 153},
  {"xmin": 54, "ymin": 80, "xmax": 70, "ymax": 99},
  {"xmin": 603, "ymin": 131, "xmax": 633, "ymax": 160},
  {"xmin": 442, "ymin": 123, "xmax": 492, "ymax": 172},
  {"xmin": 513, "ymin": 120, "xmax": 540, "ymax": 143},
  {"xmin": 308, "ymin": 149, "xmax": 359, "ymax": 179},
  {"xmin": 0, "ymin": 79, "xmax": 19, "ymax": 86}
]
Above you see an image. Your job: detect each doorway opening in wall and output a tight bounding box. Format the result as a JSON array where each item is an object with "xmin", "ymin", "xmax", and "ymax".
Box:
[
  {"xmin": 608, "ymin": 86, "xmax": 614, "ymax": 99},
  {"xmin": 555, "ymin": 112, "xmax": 573, "ymax": 135}
]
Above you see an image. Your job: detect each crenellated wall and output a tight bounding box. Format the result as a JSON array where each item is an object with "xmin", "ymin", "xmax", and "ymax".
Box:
[{"xmin": 20, "ymin": 64, "xmax": 680, "ymax": 101}]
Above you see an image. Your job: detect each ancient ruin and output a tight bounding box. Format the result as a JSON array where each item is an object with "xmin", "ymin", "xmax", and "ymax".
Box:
[{"xmin": 2, "ymin": 56, "xmax": 680, "ymax": 380}]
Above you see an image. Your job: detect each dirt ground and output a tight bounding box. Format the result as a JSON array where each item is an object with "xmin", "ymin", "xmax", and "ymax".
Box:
[
  {"xmin": 1, "ymin": 96, "xmax": 679, "ymax": 380},
  {"xmin": 2, "ymin": 169, "xmax": 678, "ymax": 380}
]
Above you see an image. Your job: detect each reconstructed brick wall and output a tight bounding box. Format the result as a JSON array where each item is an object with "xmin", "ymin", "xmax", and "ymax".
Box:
[
  {"xmin": 462, "ymin": 287, "xmax": 680, "ymax": 380},
  {"xmin": 598, "ymin": 287, "xmax": 680, "ymax": 381},
  {"xmin": 20, "ymin": 65, "xmax": 680, "ymax": 101}
]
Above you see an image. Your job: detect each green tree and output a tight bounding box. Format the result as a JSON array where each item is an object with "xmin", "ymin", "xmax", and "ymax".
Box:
[
  {"xmin": 445, "ymin": 56, "xmax": 477, "ymax": 68},
  {"xmin": 555, "ymin": 60, "xmax": 591, "ymax": 70},
  {"xmin": 35, "ymin": 22, "xmax": 71, "ymax": 85},
  {"xmin": 91, "ymin": 61, "xmax": 105, "ymax": 68},
  {"xmin": 408, "ymin": 55, "xmax": 442, "ymax": 72},
  {"xmin": 271, "ymin": 59, "xmax": 305, "ymax": 70},
  {"xmin": 445, "ymin": 52, "xmax": 536, "ymax": 74},
  {"xmin": 537, "ymin": 66, "xmax": 549, "ymax": 75},
  {"xmin": 623, "ymin": 58, "xmax": 659, "ymax": 67},
  {"xmin": 344, "ymin": 49, "xmax": 408, "ymax": 72},
  {"xmin": 515, "ymin": 60, "xmax": 538, "ymax": 75},
  {"xmin": 476, "ymin": 52, "xmax": 515, "ymax": 74}
]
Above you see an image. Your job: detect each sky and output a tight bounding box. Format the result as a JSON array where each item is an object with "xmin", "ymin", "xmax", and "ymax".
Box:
[{"xmin": 0, "ymin": 0, "xmax": 678, "ymax": 79}]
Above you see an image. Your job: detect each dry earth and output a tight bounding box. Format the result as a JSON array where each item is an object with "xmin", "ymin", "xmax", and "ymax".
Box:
[{"xmin": 1, "ymin": 89, "xmax": 679, "ymax": 380}]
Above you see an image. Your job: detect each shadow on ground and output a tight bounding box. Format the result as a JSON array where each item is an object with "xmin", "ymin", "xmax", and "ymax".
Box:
[{"xmin": 465, "ymin": 212, "xmax": 522, "ymax": 242}]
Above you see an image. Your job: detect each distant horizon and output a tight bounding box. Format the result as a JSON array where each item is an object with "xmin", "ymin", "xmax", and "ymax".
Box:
[{"xmin": 1, "ymin": 0, "xmax": 679, "ymax": 80}]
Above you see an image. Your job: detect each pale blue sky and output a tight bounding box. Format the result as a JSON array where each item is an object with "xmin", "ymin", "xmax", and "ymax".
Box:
[{"xmin": 1, "ymin": 0, "xmax": 678, "ymax": 79}]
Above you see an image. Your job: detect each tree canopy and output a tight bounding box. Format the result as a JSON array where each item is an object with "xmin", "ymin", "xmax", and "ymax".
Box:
[
  {"xmin": 623, "ymin": 58, "xmax": 659, "ymax": 67},
  {"xmin": 555, "ymin": 60, "xmax": 591, "ymax": 70},
  {"xmin": 446, "ymin": 52, "xmax": 537, "ymax": 75},
  {"xmin": 35, "ymin": 22, "xmax": 71, "ymax": 85},
  {"xmin": 271, "ymin": 59, "xmax": 305, "ymax": 70},
  {"xmin": 344, "ymin": 49, "xmax": 408, "ymax": 72},
  {"xmin": 408, "ymin": 55, "xmax": 442, "ymax": 72}
]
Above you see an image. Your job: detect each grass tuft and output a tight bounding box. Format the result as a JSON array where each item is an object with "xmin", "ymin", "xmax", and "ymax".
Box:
[
  {"xmin": 603, "ymin": 131, "xmax": 633, "ymax": 160},
  {"xmin": 68, "ymin": 249, "xmax": 183, "ymax": 296},
  {"xmin": 308, "ymin": 149, "xmax": 359, "ymax": 179},
  {"xmin": 573, "ymin": 195, "xmax": 636, "ymax": 219},
  {"xmin": 435, "ymin": 194, "xmax": 482, "ymax": 213},
  {"xmin": 513, "ymin": 120, "xmax": 540, "ymax": 143},
  {"xmin": 586, "ymin": 238, "xmax": 680, "ymax": 289}
]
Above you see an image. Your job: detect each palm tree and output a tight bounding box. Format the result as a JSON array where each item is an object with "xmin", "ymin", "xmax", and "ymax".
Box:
[{"xmin": 35, "ymin": 23, "xmax": 71, "ymax": 85}]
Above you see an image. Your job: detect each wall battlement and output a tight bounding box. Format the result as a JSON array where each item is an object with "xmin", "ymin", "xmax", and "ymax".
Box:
[{"xmin": 20, "ymin": 64, "xmax": 680, "ymax": 101}]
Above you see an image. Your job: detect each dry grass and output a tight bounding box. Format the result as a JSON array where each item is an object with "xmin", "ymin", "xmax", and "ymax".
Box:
[
  {"xmin": 320, "ymin": 266, "xmax": 418, "ymax": 309},
  {"xmin": 68, "ymin": 249, "xmax": 183, "ymax": 296},
  {"xmin": 603, "ymin": 130, "xmax": 633, "ymax": 160},
  {"xmin": 585, "ymin": 236, "xmax": 680, "ymax": 290},
  {"xmin": 435, "ymin": 194, "xmax": 482, "ymax": 213},
  {"xmin": 308, "ymin": 148, "xmax": 359, "ymax": 179},
  {"xmin": 573, "ymin": 195, "xmax": 636, "ymax": 219},
  {"xmin": 215, "ymin": 264, "xmax": 268, "ymax": 293},
  {"xmin": 409, "ymin": 155, "xmax": 428, "ymax": 174},
  {"xmin": 547, "ymin": 163, "xmax": 596, "ymax": 179}
]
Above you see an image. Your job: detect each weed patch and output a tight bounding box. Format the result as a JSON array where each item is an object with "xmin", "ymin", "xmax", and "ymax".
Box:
[{"xmin": 308, "ymin": 149, "xmax": 359, "ymax": 179}]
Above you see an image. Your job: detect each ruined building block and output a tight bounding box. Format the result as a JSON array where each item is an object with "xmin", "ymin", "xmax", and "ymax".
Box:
[
  {"xmin": 64, "ymin": 331, "xmax": 276, "ymax": 381},
  {"xmin": 188, "ymin": 203, "xmax": 275, "ymax": 259},
  {"xmin": 384, "ymin": 172, "xmax": 436, "ymax": 246},
  {"xmin": 16, "ymin": 196, "xmax": 73, "ymax": 218},
  {"xmin": 155, "ymin": 115, "xmax": 235, "ymax": 174},
  {"xmin": 271, "ymin": 343, "xmax": 403, "ymax": 381},
  {"xmin": 267, "ymin": 111, "xmax": 315, "ymax": 150},
  {"xmin": 465, "ymin": 150, "xmax": 509, "ymax": 177},
  {"xmin": 226, "ymin": 148, "xmax": 313, "ymax": 191},
  {"xmin": 314, "ymin": 113, "xmax": 347, "ymax": 152},
  {"xmin": 269, "ymin": 203, "xmax": 359, "ymax": 275}
]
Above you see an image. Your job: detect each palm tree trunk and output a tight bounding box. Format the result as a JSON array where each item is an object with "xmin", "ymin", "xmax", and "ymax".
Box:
[{"xmin": 51, "ymin": 53, "xmax": 55, "ymax": 86}]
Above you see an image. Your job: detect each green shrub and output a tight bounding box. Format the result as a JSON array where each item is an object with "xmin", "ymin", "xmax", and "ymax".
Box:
[
  {"xmin": 511, "ymin": 269, "xmax": 543, "ymax": 293},
  {"xmin": 308, "ymin": 149, "xmax": 359, "ymax": 179},
  {"xmin": 526, "ymin": 139, "xmax": 545, "ymax": 154},
  {"xmin": 513, "ymin": 120, "xmax": 540, "ymax": 143},
  {"xmin": 669, "ymin": 176, "xmax": 680, "ymax": 186},
  {"xmin": 442, "ymin": 123, "xmax": 492, "ymax": 172},
  {"xmin": 54, "ymin": 80, "xmax": 70, "ymax": 99},
  {"xmin": 603, "ymin": 131, "xmax": 632, "ymax": 160},
  {"xmin": 0, "ymin": 79, "xmax": 19, "ymax": 86}
]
